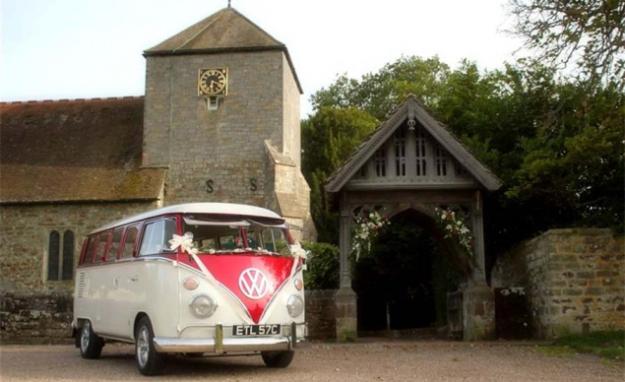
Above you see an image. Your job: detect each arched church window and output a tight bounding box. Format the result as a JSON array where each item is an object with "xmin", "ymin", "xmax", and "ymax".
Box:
[
  {"xmin": 415, "ymin": 128, "xmax": 427, "ymax": 176},
  {"xmin": 435, "ymin": 145, "xmax": 448, "ymax": 176},
  {"xmin": 394, "ymin": 129, "xmax": 406, "ymax": 176},
  {"xmin": 374, "ymin": 148, "xmax": 386, "ymax": 177},
  {"xmin": 62, "ymin": 230, "xmax": 75, "ymax": 280},
  {"xmin": 47, "ymin": 229, "xmax": 75, "ymax": 281},
  {"xmin": 47, "ymin": 231, "xmax": 60, "ymax": 281}
]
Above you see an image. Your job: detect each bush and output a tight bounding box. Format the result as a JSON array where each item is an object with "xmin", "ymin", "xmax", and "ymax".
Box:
[{"xmin": 302, "ymin": 242, "xmax": 340, "ymax": 290}]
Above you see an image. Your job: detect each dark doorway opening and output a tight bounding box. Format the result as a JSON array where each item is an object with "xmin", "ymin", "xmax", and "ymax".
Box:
[{"xmin": 353, "ymin": 209, "xmax": 463, "ymax": 334}]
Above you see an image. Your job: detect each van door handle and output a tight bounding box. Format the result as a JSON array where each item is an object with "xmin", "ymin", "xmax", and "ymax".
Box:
[{"xmin": 130, "ymin": 276, "xmax": 139, "ymax": 282}]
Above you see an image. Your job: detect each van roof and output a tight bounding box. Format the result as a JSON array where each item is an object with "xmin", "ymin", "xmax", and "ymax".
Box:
[{"xmin": 90, "ymin": 202, "xmax": 284, "ymax": 234}]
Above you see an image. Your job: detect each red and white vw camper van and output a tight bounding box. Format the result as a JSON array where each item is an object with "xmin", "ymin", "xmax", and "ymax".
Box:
[{"xmin": 72, "ymin": 203, "xmax": 307, "ymax": 375}]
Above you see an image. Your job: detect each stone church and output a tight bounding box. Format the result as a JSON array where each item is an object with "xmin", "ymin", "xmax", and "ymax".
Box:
[{"xmin": 0, "ymin": 7, "xmax": 314, "ymax": 339}]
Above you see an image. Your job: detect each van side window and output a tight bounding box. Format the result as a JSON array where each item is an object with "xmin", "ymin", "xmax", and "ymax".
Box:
[
  {"xmin": 94, "ymin": 232, "xmax": 110, "ymax": 263},
  {"xmin": 85, "ymin": 235, "xmax": 99, "ymax": 264},
  {"xmin": 121, "ymin": 226, "xmax": 139, "ymax": 258},
  {"xmin": 140, "ymin": 219, "xmax": 176, "ymax": 256},
  {"xmin": 107, "ymin": 227, "xmax": 124, "ymax": 261}
]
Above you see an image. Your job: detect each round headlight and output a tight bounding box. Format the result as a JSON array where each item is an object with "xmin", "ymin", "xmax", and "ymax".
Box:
[
  {"xmin": 190, "ymin": 295, "xmax": 217, "ymax": 318},
  {"xmin": 286, "ymin": 294, "xmax": 304, "ymax": 318}
]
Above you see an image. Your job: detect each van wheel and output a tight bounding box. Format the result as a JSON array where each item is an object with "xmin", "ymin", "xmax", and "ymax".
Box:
[
  {"xmin": 135, "ymin": 317, "xmax": 164, "ymax": 376},
  {"xmin": 261, "ymin": 350, "xmax": 294, "ymax": 368},
  {"xmin": 79, "ymin": 320, "xmax": 104, "ymax": 359}
]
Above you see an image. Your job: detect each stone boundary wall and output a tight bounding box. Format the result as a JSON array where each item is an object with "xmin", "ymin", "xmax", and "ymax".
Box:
[
  {"xmin": 1, "ymin": 292, "xmax": 73, "ymax": 344},
  {"xmin": 1, "ymin": 290, "xmax": 337, "ymax": 344},
  {"xmin": 492, "ymin": 228, "xmax": 624, "ymax": 338},
  {"xmin": 305, "ymin": 290, "xmax": 336, "ymax": 340}
]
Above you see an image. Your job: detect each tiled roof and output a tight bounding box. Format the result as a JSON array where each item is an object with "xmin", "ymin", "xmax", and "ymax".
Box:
[
  {"xmin": 145, "ymin": 7, "xmax": 283, "ymax": 53},
  {"xmin": 0, "ymin": 97, "xmax": 166, "ymax": 204},
  {"xmin": 144, "ymin": 7, "xmax": 303, "ymax": 94}
]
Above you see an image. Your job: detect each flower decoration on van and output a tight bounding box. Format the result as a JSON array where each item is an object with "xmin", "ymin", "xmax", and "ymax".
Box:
[
  {"xmin": 288, "ymin": 243, "xmax": 309, "ymax": 260},
  {"xmin": 169, "ymin": 232, "xmax": 199, "ymax": 255},
  {"xmin": 351, "ymin": 210, "xmax": 389, "ymax": 260},
  {"xmin": 434, "ymin": 207, "xmax": 473, "ymax": 257}
]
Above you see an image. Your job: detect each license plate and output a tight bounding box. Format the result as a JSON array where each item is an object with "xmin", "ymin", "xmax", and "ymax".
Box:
[{"xmin": 232, "ymin": 324, "xmax": 280, "ymax": 336}]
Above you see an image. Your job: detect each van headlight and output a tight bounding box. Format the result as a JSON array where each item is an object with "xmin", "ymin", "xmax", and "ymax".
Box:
[
  {"xmin": 190, "ymin": 295, "xmax": 217, "ymax": 318},
  {"xmin": 286, "ymin": 295, "xmax": 304, "ymax": 317}
]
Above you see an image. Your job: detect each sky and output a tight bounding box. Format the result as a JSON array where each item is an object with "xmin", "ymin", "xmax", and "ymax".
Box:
[{"xmin": 1, "ymin": 0, "xmax": 524, "ymax": 116}]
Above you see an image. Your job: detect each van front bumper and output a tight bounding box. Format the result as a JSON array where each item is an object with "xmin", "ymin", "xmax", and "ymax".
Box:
[{"xmin": 153, "ymin": 323, "xmax": 306, "ymax": 354}]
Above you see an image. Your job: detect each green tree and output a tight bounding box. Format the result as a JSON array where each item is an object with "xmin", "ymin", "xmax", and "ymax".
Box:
[
  {"xmin": 303, "ymin": 55, "xmax": 624, "ymax": 272},
  {"xmin": 302, "ymin": 107, "xmax": 378, "ymax": 243},
  {"xmin": 312, "ymin": 56, "xmax": 451, "ymax": 120},
  {"xmin": 508, "ymin": 0, "xmax": 625, "ymax": 88}
]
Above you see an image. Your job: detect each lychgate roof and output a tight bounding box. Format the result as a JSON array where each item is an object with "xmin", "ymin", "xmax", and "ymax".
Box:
[
  {"xmin": 144, "ymin": 7, "xmax": 302, "ymax": 93},
  {"xmin": 325, "ymin": 95, "xmax": 502, "ymax": 192}
]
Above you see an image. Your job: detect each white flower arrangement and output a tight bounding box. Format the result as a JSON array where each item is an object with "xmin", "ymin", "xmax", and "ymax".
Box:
[
  {"xmin": 289, "ymin": 243, "xmax": 309, "ymax": 259},
  {"xmin": 351, "ymin": 210, "xmax": 389, "ymax": 260},
  {"xmin": 169, "ymin": 232, "xmax": 199, "ymax": 255},
  {"xmin": 434, "ymin": 207, "xmax": 474, "ymax": 257}
]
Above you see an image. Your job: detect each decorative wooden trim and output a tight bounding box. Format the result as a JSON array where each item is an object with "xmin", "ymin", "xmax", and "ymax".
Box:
[{"xmin": 325, "ymin": 95, "xmax": 502, "ymax": 193}]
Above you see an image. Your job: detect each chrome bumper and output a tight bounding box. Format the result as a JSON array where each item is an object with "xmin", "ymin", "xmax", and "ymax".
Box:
[{"xmin": 153, "ymin": 323, "xmax": 305, "ymax": 354}]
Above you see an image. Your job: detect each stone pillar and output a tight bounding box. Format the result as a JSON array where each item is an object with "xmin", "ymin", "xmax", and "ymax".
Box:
[
  {"xmin": 470, "ymin": 190, "xmax": 487, "ymax": 285},
  {"xmin": 462, "ymin": 284, "xmax": 495, "ymax": 340},
  {"xmin": 462, "ymin": 190, "xmax": 495, "ymax": 340},
  {"xmin": 335, "ymin": 207, "xmax": 357, "ymax": 341}
]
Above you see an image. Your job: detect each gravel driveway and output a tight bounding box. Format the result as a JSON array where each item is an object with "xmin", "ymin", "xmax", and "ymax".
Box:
[{"xmin": 1, "ymin": 340, "xmax": 623, "ymax": 381}]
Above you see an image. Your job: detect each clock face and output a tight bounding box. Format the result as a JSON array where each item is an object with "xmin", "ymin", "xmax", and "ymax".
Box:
[{"xmin": 198, "ymin": 68, "xmax": 228, "ymax": 96}]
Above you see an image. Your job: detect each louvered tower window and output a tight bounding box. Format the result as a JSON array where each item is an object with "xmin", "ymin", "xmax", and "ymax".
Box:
[
  {"xmin": 374, "ymin": 148, "xmax": 386, "ymax": 177},
  {"xmin": 415, "ymin": 128, "xmax": 427, "ymax": 176},
  {"xmin": 435, "ymin": 145, "xmax": 448, "ymax": 176},
  {"xmin": 394, "ymin": 129, "xmax": 406, "ymax": 176}
]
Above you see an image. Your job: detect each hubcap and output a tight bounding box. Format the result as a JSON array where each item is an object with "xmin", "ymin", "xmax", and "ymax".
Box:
[
  {"xmin": 80, "ymin": 322, "xmax": 90, "ymax": 352},
  {"xmin": 136, "ymin": 326, "xmax": 150, "ymax": 368}
]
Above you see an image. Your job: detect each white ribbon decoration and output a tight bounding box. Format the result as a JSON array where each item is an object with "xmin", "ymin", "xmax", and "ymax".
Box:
[
  {"xmin": 169, "ymin": 233, "xmax": 199, "ymax": 256},
  {"xmin": 289, "ymin": 243, "xmax": 309, "ymax": 259}
]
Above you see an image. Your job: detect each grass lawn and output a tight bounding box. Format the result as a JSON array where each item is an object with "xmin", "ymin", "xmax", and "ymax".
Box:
[{"xmin": 541, "ymin": 330, "xmax": 625, "ymax": 361}]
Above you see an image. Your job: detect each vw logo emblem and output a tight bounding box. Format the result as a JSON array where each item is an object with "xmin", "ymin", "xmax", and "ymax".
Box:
[{"xmin": 238, "ymin": 268, "xmax": 271, "ymax": 300}]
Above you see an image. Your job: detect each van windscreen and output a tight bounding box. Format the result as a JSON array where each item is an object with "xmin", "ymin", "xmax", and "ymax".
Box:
[
  {"xmin": 182, "ymin": 215, "xmax": 290, "ymax": 255},
  {"xmin": 183, "ymin": 220, "xmax": 245, "ymax": 253}
]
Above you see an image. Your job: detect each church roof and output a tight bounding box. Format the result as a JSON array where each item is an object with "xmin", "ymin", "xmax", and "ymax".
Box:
[
  {"xmin": 0, "ymin": 97, "xmax": 166, "ymax": 204},
  {"xmin": 144, "ymin": 7, "xmax": 302, "ymax": 93},
  {"xmin": 325, "ymin": 95, "xmax": 502, "ymax": 192}
]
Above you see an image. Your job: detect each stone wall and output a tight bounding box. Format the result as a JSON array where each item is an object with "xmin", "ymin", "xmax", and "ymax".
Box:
[
  {"xmin": 492, "ymin": 228, "xmax": 624, "ymax": 338},
  {"xmin": 0, "ymin": 202, "xmax": 158, "ymax": 343},
  {"xmin": 0, "ymin": 291, "xmax": 73, "ymax": 344},
  {"xmin": 305, "ymin": 290, "xmax": 337, "ymax": 340},
  {"xmin": 143, "ymin": 51, "xmax": 287, "ymax": 206},
  {"xmin": 0, "ymin": 202, "xmax": 157, "ymax": 293}
]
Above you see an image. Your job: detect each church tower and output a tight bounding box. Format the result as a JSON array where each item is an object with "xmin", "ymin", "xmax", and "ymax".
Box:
[{"xmin": 142, "ymin": 7, "xmax": 314, "ymax": 240}]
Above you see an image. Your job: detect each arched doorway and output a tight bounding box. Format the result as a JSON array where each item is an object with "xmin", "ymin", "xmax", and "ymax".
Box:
[
  {"xmin": 353, "ymin": 209, "xmax": 464, "ymax": 335},
  {"xmin": 326, "ymin": 96, "xmax": 501, "ymax": 340}
]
